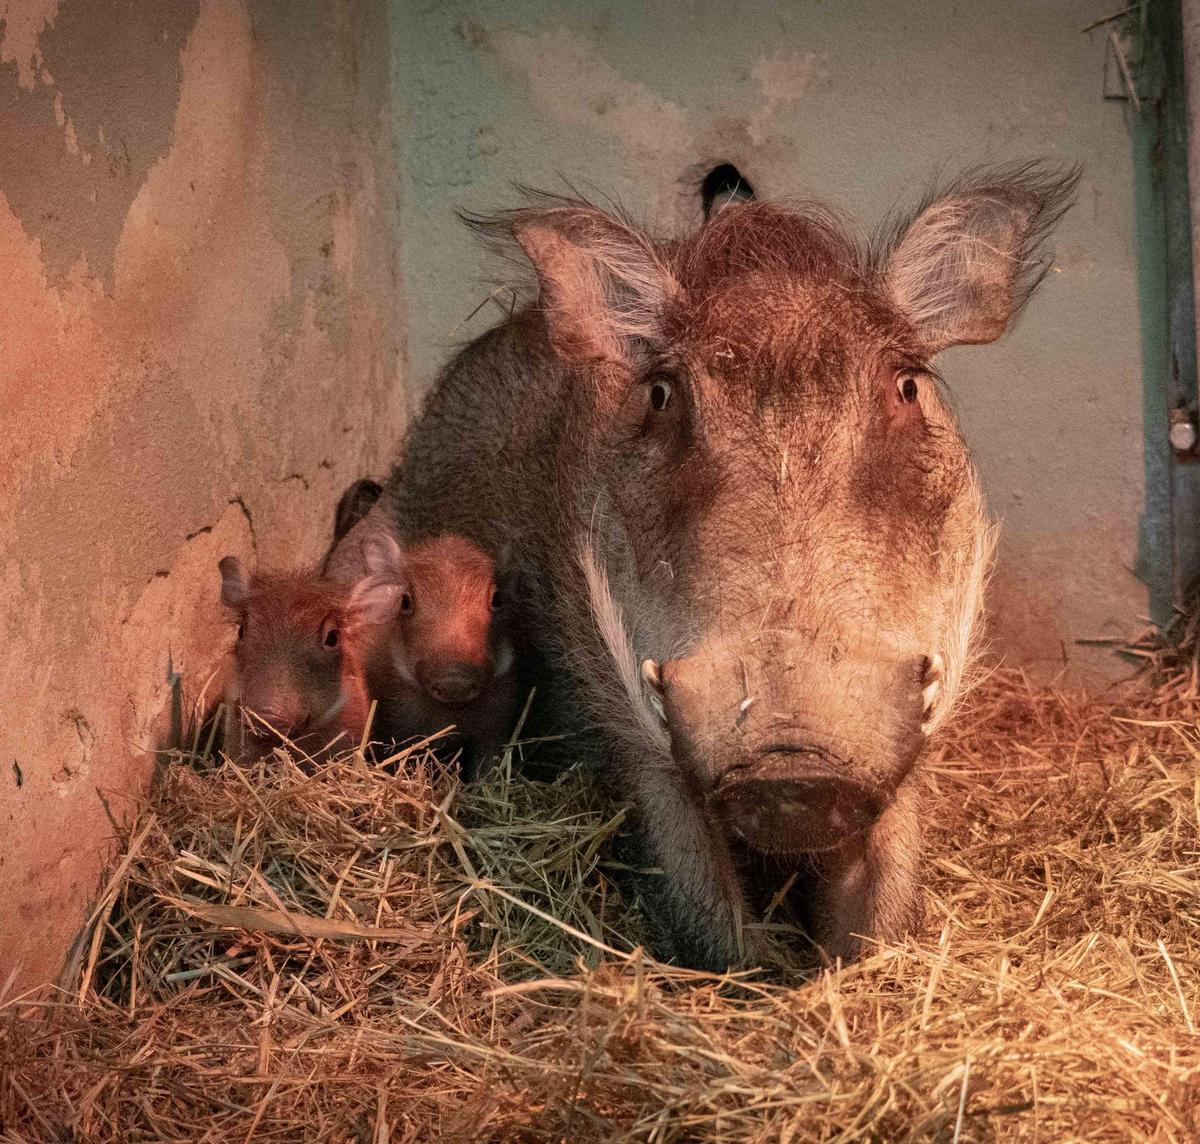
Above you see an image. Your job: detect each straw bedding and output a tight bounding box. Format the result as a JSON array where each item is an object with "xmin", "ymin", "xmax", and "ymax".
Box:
[{"xmin": 1, "ymin": 665, "xmax": 1197, "ymax": 1142}]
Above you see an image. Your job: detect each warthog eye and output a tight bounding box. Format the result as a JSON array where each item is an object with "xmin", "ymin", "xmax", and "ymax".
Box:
[
  {"xmin": 490, "ymin": 589, "xmax": 502, "ymax": 612},
  {"xmin": 321, "ymin": 618, "xmax": 340, "ymax": 650},
  {"xmin": 236, "ymin": 622, "xmax": 245, "ymax": 641},
  {"xmin": 896, "ymin": 372, "xmax": 919, "ymax": 403},
  {"xmin": 399, "ymin": 592, "xmax": 414, "ymax": 616},
  {"xmin": 649, "ymin": 378, "xmax": 672, "ymax": 412}
]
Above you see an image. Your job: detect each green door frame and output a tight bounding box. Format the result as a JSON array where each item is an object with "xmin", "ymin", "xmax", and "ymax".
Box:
[{"xmin": 1134, "ymin": 0, "xmax": 1200, "ymax": 623}]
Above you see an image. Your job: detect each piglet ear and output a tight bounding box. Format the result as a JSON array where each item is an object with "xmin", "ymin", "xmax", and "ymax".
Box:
[
  {"xmin": 218, "ymin": 556, "xmax": 251, "ymax": 608},
  {"xmin": 363, "ymin": 532, "xmax": 403, "ymax": 577},
  {"xmin": 332, "ymin": 478, "xmax": 383, "ymax": 543},
  {"xmin": 883, "ymin": 163, "xmax": 1080, "ymax": 352},
  {"xmin": 347, "ymin": 574, "xmax": 401, "ymax": 627}
]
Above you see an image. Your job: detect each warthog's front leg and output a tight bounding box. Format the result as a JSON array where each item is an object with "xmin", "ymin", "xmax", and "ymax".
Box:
[
  {"xmin": 806, "ymin": 777, "xmax": 924, "ymax": 962},
  {"xmin": 618, "ymin": 750, "xmax": 746, "ymax": 973}
]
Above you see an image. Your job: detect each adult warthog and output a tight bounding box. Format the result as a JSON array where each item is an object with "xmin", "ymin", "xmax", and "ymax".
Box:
[{"xmin": 358, "ymin": 164, "xmax": 1077, "ymax": 969}]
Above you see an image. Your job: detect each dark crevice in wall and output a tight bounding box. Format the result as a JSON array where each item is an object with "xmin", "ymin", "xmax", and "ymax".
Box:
[
  {"xmin": 120, "ymin": 466, "xmax": 326, "ymax": 623},
  {"xmin": 116, "ymin": 488, "xmax": 269, "ymax": 630},
  {"xmin": 93, "ymin": 786, "xmax": 121, "ymax": 834},
  {"xmin": 51, "ymin": 710, "xmax": 95, "ymax": 788},
  {"xmin": 1132, "ymin": 0, "xmax": 1200, "ymax": 621},
  {"xmin": 228, "ymin": 495, "xmax": 257, "ymax": 552}
]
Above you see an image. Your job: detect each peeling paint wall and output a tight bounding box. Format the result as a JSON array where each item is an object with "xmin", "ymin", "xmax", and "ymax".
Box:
[
  {"xmin": 0, "ymin": 0, "xmax": 405, "ymax": 989},
  {"xmin": 392, "ymin": 0, "xmax": 1145, "ymax": 683}
]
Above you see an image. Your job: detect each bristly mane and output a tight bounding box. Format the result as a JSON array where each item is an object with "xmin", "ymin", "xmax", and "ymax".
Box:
[
  {"xmin": 671, "ymin": 199, "xmax": 867, "ymax": 299},
  {"xmin": 461, "ymin": 190, "xmax": 869, "ymax": 308}
]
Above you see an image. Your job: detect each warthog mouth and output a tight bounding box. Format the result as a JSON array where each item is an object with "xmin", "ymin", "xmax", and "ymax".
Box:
[{"xmin": 707, "ymin": 748, "xmax": 889, "ymax": 855}]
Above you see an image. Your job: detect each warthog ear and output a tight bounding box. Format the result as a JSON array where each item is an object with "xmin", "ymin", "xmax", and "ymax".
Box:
[
  {"xmin": 218, "ymin": 556, "xmax": 251, "ymax": 609},
  {"xmin": 483, "ymin": 200, "xmax": 676, "ymax": 365},
  {"xmin": 882, "ymin": 163, "xmax": 1080, "ymax": 352}
]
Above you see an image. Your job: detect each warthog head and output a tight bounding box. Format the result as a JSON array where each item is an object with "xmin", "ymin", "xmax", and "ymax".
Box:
[{"xmin": 495, "ymin": 164, "xmax": 1075, "ymax": 856}]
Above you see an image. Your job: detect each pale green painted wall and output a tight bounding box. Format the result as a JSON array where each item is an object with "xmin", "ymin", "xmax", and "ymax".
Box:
[{"xmin": 392, "ymin": 0, "xmax": 1150, "ymax": 681}]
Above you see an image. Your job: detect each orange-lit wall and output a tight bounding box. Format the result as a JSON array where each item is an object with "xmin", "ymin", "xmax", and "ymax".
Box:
[{"xmin": 0, "ymin": 0, "xmax": 406, "ymax": 991}]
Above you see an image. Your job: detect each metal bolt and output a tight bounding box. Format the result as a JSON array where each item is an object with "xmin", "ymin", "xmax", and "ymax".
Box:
[{"xmin": 1170, "ymin": 414, "xmax": 1198, "ymax": 454}]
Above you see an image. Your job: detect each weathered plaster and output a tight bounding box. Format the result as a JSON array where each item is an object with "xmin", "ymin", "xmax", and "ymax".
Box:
[
  {"xmin": 0, "ymin": 0, "xmax": 406, "ymax": 991},
  {"xmin": 392, "ymin": 0, "xmax": 1146, "ymax": 683},
  {"xmin": 0, "ymin": 0, "xmax": 58, "ymax": 89}
]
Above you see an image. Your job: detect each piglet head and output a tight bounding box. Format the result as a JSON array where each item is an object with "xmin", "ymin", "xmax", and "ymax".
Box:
[
  {"xmin": 218, "ymin": 555, "xmax": 400, "ymax": 748},
  {"xmin": 363, "ymin": 532, "xmax": 514, "ymax": 708}
]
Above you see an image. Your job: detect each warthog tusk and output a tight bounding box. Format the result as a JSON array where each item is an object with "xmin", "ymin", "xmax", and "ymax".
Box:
[
  {"xmin": 921, "ymin": 679, "xmax": 941, "ymax": 713},
  {"xmin": 920, "ymin": 653, "xmax": 945, "ymax": 732},
  {"xmin": 735, "ymin": 694, "xmax": 755, "ymax": 729},
  {"xmin": 317, "ymin": 690, "xmax": 348, "ymax": 727},
  {"xmin": 641, "ymin": 659, "xmax": 667, "ymax": 724}
]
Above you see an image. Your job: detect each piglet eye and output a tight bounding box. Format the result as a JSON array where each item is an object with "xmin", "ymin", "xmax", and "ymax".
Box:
[
  {"xmin": 490, "ymin": 589, "xmax": 502, "ymax": 612},
  {"xmin": 399, "ymin": 592, "xmax": 414, "ymax": 616},
  {"xmin": 236, "ymin": 622, "xmax": 245, "ymax": 641},
  {"xmin": 896, "ymin": 372, "xmax": 919, "ymax": 404},
  {"xmin": 649, "ymin": 378, "xmax": 672, "ymax": 412}
]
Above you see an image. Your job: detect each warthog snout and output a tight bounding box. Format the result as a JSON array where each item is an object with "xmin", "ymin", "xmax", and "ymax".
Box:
[
  {"xmin": 659, "ymin": 629, "xmax": 926, "ymax": 853},
  {"xmin": 708, "ymin": 750, "xmax": 888, "ymax": 853}
]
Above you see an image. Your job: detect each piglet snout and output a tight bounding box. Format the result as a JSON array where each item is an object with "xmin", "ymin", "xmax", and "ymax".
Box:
[
  {"xmin": 418, "ymin": 661, "xmax": 489, "ymax": 706},
  {"xmin": 247, "ymin": 698, "xmax": 312, "ymax": 738}
]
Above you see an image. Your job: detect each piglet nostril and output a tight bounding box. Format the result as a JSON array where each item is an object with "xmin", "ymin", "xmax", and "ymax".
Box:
[
  {"xmin": 252, "ymin": 705, "xmax": 311, "ymax": 738},
  {"xmin": 423, "ymin": 665, "xmax": 487, "ymax": 706}
]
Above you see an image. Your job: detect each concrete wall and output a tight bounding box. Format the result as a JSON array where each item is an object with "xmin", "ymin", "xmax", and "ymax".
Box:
[
  {"xmin": 392, "ymin": 0, "xmax": 1147, "ymax": 683},
  {"xmin": 0, "ymin": 0, "xmax": 405, "ymax": 990}
]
